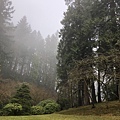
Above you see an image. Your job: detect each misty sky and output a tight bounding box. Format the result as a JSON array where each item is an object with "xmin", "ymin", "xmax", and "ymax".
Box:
[{"xmin": 11, "ymin": 0, "xmax": 67, "ymax": 38}]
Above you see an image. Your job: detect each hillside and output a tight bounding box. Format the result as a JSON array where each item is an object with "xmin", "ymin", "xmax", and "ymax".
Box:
[
  {"xmin": 59, "ymin": 101, "xmax": 120, "ymax": 116},
  {"xmin": 0, "ymin": 79, "xmax": 57, "ymax": 108}
]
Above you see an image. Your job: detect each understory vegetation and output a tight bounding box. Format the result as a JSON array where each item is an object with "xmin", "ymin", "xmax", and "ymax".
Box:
[
  {"xmin": 0, "ymin": 101, "xmax": 120, "ymax": 119},
  {"xmin": 0, "ymin": 83, "xmax": 60, "ymax": 116}
]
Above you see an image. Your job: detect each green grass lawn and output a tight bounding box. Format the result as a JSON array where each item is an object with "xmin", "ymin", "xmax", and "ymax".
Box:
[
  {"xmin": 0, "ymin": 101, "xmax": 120, "ymax": 120},
  {"xmin": 0, "ymin": 114, "xmax": 120, "ymax": 120}
]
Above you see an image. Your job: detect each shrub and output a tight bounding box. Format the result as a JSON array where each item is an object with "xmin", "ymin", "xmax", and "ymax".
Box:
[
  {"xmin": 44, "ymin": 102, "xmax": 60, "ymax": 114},
  {"xmin": 57, "ymin": 98, "xmax": 70, "ymax": 110},
  {"xmin": 38, "ymin": 99, "xmax": 56, "ymax": 107},
  {"xmin": 3, "ymin": 103, "xmax": 22, "ymax": 115},
  {"xmin": 0, "ymin": 101, "xmax": 3, "ymax": 109},
  {"xmin": 31, "ymin": 106, "xmax": 44, "ymax": 115},
  {"xmin": 0, "ymin": 110, "xmax": 3, "ymax": 116}
]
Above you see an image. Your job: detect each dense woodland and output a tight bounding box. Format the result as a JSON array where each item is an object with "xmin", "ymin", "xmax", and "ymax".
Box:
[
  {"xmin": 0, "ymin": 0, "xmax": 120, "ymax": 116},
  {"xmin": 57, "ymin": 0, "xmax": 120, "ymax": 108}
]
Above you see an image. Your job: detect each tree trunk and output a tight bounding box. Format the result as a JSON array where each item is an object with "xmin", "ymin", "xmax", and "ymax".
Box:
[
  {"xmin": 82, "ymin": 81, "xmax": 84, "ymax": 105},
  {"xmin": 78, "ymin": 81, "xmax": 82, "ymax": 106},
  {"xmin": 84, "ymin": 81, "xmax": 90, "ymax": 105},
  {"xmin": 98, "ymin": 69, "xmax": 101, "ymax": 103},
  {"xmin": 20, "ymin": 57, "xmax": 25, "ymax": 75},
  {"xmin": 12, "ymin": 57, "xmax": 18, "ymax": 72},
  {"xmin": 92, "ymin": 80, "xmax": 97, "ymax": 105},
  {"xmin": 118, "ymin": 79, "xmax": 120, "ymax": 101}
]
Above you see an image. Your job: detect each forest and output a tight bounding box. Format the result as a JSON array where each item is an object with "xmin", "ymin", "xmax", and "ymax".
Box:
[
  {"xmin": 57, "ymin": 0, "xmax": 120, "ymax": 108},
  {"xmin": 0, "ymin": 0, "xmax": 120, "ymax": 117}
]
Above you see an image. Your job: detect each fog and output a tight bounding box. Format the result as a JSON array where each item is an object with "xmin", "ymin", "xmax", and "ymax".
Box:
[
  {"xmin": 11, "ymin": 0, "xmax": 67, "ymax": 37},
  {"xmin": 0, "ymin": 0, "xmax": 67, "ymax": 90},
  {"xmin": 1, "ymin": 0, "xmax": 67, "ymax": 107}
]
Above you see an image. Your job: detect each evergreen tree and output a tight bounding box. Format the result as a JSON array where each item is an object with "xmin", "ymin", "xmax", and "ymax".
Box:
[
  {"xmin": 12, "ymin": 16, "xmax": 32, "ymax": 76},
  {"xmin": 57, "ymin": 0, "xmax": 95, "ymax": 107},
  {"xmin": 44, "ymin": 34, "xmax": 58, "ymax": 89},
  {"xmin": 0, "ymin": 0, "xmax": 14, "ymax": 74},
  {"xmin": 91, "ymin": 0, "xmax": 120, "ymax": 102},
  {"xmin": 11, "ymin": 83, "xmax": 32, "ymax": 114}
]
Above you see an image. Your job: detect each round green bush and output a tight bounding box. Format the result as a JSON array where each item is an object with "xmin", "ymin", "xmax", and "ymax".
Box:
[
  {"xmin": 44, "ymin": 102, "xmax": 60, "ymax": 114},
  {"xmin": 3, "ymin": 103, "xmax": 22, "ymax": 115},
  {"xmin": 38, "ymin": 99, "xmax": 56, "ymax": 107},
  {"xmin": 31, "ymin": 106, "xmax": 44, "ymax": 115}
]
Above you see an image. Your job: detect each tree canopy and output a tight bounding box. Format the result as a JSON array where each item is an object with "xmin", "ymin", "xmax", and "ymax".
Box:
[{"xmin": 57, "ymin": 0, "xmax": 120, "ymax": 108}]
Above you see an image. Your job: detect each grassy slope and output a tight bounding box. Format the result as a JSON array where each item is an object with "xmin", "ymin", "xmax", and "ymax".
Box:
[
  {"xmin": 0, "ymin": 101, "xmax": 120, "ymax": 120},
  {"xmin": 59, "ymin": 100, "xmax": 120, "ymax": 116}
]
